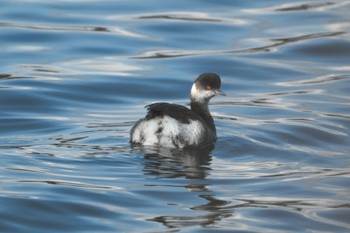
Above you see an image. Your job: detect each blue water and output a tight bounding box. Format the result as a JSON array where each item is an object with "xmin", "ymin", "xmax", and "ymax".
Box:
[{"xmin": 1, "ymin": 1, "xmax": 350, "ymax": 232}]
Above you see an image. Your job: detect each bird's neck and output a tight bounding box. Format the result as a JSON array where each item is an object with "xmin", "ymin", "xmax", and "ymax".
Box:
[{"xmin": 190, "ymin": 101, "xmax": 216, "ymax": 135}]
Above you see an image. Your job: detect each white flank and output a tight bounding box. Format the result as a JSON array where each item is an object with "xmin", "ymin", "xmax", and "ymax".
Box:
[{"xmin": 131, "ymin": 116, "xmax": 205, "ymax": 148}]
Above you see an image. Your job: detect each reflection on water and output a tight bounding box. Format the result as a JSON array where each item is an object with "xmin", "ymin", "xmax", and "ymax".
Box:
[
  {"xmin": 137, "ymin": 146, "xmax": 212, "ymax": 180},
  {"xmin": 136, "ymin": 146, "xmax": 234, "ymax": 229},
  {"xmin": 1, "ymin": 0, "xmax": 350, "ymax": 232}
]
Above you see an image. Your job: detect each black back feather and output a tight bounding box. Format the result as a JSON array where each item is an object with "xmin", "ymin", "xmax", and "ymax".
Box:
[{"xmin": 145, "ymin": 103, "xmax": 202, "ymax": 124}]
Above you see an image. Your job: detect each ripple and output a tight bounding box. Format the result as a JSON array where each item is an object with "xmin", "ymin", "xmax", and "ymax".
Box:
[
  {"xmin": 18, "ymin": 179, "xmax": 118, "ymax": 190},
  {"xmin": 138, "ymin": 11, "xmax": 223, "ymax": 23},
  {"xmin": 0, "ymin": 74, "xmax": 13, "ymax": 80},
  {"xmin": 0, "ymin": 21, "xmax": 145, "ymax": 38},
  {"xmin": 276, "ymin": 74, "xmax": 350, "ymax": 86},
  {"xmin": 243, "ymin": 1, "xmax": 349, "ymax": 14},
  {"xmin": 275, "ymin": 2, "xmax": 336, "ymax": 11},
  {"xmin": 133, "ymin": 31, "xmax": 345, "ymax": 59}
]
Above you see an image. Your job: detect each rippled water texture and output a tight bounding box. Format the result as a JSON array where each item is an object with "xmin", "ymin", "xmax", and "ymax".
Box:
[{"xmin": 1, "ymin": 1, "xmax": 350, "ymax": 232}]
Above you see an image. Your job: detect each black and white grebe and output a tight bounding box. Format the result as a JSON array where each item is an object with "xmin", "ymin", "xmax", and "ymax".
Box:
[{"xmin": 130, "ymin": 73, "xmax": 225, "ymax": 149}]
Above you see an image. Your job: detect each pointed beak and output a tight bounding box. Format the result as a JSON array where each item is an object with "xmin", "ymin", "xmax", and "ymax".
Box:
[{"xmin": 215, "ymin": 89, "xmax": 226, "ymax": 96}]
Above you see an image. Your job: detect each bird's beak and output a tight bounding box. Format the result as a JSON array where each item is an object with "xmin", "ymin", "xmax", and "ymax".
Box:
[{"xmin": 215, "ymin": 89, "xmax": 226, "ymax": 96}]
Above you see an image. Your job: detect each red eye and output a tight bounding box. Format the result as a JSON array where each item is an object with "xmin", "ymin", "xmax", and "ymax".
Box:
[{"xmin": 206, "ymin": 85, "xmax": 212, "ymax": 90}]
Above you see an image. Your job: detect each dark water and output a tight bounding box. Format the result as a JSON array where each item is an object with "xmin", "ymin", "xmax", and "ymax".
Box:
[{"xmin": 1, "ymin": 0, "xmax": 350, "ymax": 232}]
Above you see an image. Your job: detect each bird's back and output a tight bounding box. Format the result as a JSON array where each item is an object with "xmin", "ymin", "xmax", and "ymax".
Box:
[{"xmin": 130, "ymin": 103, "xmax": 215, "ymax": 148}]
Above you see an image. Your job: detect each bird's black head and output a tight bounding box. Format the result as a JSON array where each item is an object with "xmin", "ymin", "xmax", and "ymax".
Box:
[{"xmin": 190, "ymin": 73, "xmax": 225, "ymax": 103}]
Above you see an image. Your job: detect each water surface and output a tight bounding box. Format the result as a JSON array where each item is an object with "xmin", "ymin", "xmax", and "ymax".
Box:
[{"xmin": 1, "ymin": 0, "xmax": 350, "ymax": 232}]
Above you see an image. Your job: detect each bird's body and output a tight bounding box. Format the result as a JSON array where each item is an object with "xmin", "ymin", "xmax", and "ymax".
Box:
[{"xmin": 130, "ymin": 73, "xmax": 225, "ymax": 149}]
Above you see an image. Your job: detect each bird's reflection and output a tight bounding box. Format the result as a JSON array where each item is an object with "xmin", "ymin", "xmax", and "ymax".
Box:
[
  {"xmin": 138, "ymin": 145, "xmax": 212, "ymax": 180},
  {"xmin": 132, "ymin": 145, "xmax": 233, "ymax": 229}
]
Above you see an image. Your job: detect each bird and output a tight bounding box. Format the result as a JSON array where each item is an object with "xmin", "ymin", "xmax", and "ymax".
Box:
[{"xmin": 130, "ymin": 73, "xmax": 225, "ymax": 149}]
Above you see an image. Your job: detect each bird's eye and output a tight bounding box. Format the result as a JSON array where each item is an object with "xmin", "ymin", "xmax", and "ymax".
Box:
[{"xmin": 206, "ymin": 85, "xmax": 212, "ymax": 90}]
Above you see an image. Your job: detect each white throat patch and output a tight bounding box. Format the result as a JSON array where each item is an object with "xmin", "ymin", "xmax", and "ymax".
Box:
[{"xmin": 190, "ymin": 83, "xmax": 213, "ymax": 102}]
